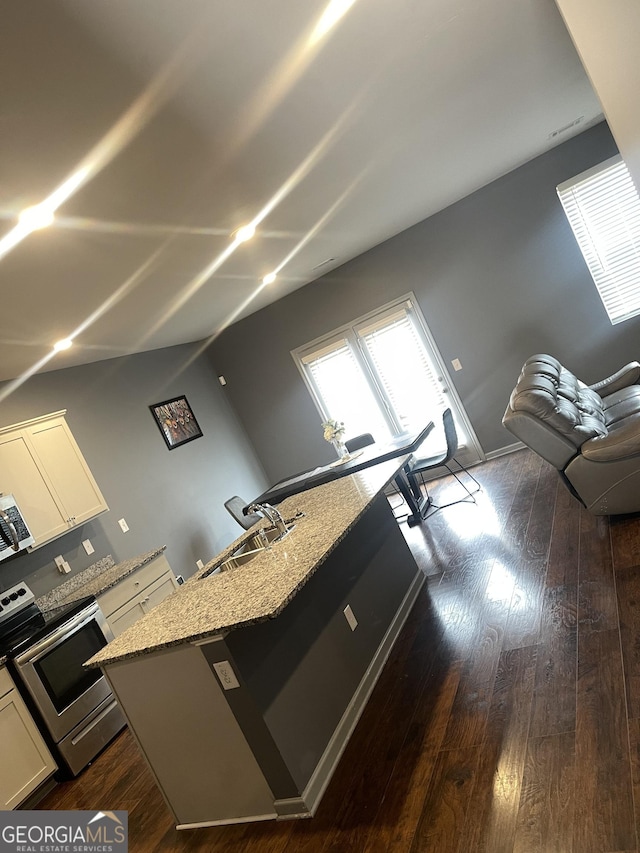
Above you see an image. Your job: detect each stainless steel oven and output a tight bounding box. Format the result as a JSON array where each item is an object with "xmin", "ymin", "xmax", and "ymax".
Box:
[{"xmin": 2, "ymin": 585, "xmax": 126, "ymax": 778}]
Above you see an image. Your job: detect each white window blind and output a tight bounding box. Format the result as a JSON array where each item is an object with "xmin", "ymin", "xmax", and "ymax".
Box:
[
  {"xmin": 557, "ymin": 155, "xmax": 640, "ymax": 324},
  {"xmin": 302, "ymin": 337, "xmax": 391, "ymax": 441},
  {"xmin": 356, "ymin": 307, "xmax": 446, "ymax": 433}
]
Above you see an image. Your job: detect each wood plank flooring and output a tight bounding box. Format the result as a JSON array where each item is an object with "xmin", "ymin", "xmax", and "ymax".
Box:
[{"xmin": 37, "ymin": 449, "xmax": 640, "ymax": 851}]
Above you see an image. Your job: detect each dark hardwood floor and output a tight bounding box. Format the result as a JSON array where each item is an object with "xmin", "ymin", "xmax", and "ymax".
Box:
[{"xmin": 38, "ymin": 449, "xmax": 640, "ymax": 851}]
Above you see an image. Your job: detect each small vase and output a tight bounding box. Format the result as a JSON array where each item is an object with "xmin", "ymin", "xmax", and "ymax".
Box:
[{"xmin": 333, "ymin": 438, "xmax": 349, "ymax": 460}]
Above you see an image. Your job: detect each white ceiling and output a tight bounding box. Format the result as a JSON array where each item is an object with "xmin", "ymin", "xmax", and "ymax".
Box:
[{"xmin": 0, "ymin": 0, "xmax": 602, "ymax": 383}]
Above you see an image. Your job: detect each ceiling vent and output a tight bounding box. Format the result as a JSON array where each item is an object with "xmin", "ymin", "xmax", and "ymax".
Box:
[
  {"xmin": 548, "ymin": 116, "xmax": 584, "ymax": 140},
  {"xmin": 312, "ymin": 257, "xmax": 336, "ymax": 271}
]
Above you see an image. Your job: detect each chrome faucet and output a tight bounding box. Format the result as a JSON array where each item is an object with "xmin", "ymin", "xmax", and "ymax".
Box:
[{"xmin": 246, "ymin": 502, "xmax": 289, "ymax": 538}]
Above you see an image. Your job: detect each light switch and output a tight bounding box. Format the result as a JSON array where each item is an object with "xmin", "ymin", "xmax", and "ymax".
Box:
[
  {"xmin": 196, "ymin": 559, "xmax": 204, "ymax": 570},
  {"xmin": 452, "ymin": 358, "xmax": 462, "ymax": 371},
  {"xmin": 118, "ymin": 518, "xmax": 129, "ymax": 533},
  {"xmin": 82, "ymin": 539, "xmax": 94, "ymax": 555}
]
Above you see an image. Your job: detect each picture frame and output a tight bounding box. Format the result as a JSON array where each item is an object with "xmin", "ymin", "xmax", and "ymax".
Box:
[{"xmin": 149, "ymin": 395, "xmax": 203, "ymax": 450}]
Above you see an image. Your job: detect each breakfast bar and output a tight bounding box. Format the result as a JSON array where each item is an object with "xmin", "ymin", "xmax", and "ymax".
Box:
[{"xmin": 88, "ymin": 458, "xmax": 424, "ymax": 828}]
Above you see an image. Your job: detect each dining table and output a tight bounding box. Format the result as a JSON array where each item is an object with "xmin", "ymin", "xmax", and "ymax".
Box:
[{"xmin": 245, "ymin": 421, "xmax": 435, "ymax": 527}]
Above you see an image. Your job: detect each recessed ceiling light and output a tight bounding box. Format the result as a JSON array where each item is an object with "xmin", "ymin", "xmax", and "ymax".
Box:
[
  {"xmin": 19, "ymin": 204, "xmax": 55, "ymax": 231},
  {"xmin": 53, "ymin": 338, "xmax": 73, "ymax": 352},
  {"xmin": 262, "ymin": 272, "xmax": 277, "ymax": 285},
  {"xmin": 235, "ymin": 224, "xmax": 256, "ymax": 243}
]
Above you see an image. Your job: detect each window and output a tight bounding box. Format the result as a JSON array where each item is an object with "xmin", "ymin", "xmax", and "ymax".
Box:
[
  {"xmin": 294, "ymin": 296, "xmax": 450, "ymax": 450},
  {"xmin": 557, "ymin": 155, "xmax": 640, "ymax": 324}
]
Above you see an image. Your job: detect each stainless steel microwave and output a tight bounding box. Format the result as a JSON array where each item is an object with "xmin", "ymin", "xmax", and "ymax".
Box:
[{"xmin": 0, "ymin": 493, "xmax": 35, "ymax": 560}]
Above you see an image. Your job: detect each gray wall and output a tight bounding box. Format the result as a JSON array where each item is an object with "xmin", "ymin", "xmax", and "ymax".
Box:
[
  {"xmin": 0, "ymin": 342, "xmax": 268, "ymax": 596},
  {"xmin": 206, "ymin": 122, "xmax": 637, "ymax": 484}
]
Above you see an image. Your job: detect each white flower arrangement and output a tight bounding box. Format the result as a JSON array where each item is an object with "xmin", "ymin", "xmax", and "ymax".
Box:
[{"xmin": 322, "ymin": 418, "xmax": 345, "ymax": 443}]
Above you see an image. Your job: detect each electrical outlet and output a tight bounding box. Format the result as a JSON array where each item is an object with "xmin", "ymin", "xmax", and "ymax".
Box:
[
  {"xmin": 82, "ymin": 539, "xmax": 94, "ymax": 555},
  {"xmin": 452, "ymin": 358, "xmax": 462, "ymax": 371},
  {"xmin": 196, "ymin": 559, "xmax": 204, "ymax": 570},
  {"xmin": 55, "ymin": 555, "xmax": 71, "ymax": 574},
  {"xmin": 344, "ymin": 604, "xmax": 358, "ymax": 631},
  {"xmin": 118, "ymin": 518, "xmax": 129, "ymax": 533},
  {"xmin": 213, "ymin": 660, "xmax": 240, "ymax": 690}
]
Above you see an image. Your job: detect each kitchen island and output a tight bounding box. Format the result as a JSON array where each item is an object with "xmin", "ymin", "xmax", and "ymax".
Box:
[{"xmin": 88, "ymin": 458, "xmax": 424, "ymax": 828}]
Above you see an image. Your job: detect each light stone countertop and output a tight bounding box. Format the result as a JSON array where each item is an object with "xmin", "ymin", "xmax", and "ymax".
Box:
[
  {"xmin": 36, "ymin": 548, "xmax": 167, "ymax": 612},
  {"xmin": 88, "ymin": 457, "xmax": 409, "ymax": 669}
]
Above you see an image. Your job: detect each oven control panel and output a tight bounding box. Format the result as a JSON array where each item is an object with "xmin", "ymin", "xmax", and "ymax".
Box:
[{"xmin": 0, "ymin": 581, "xmax": 35, "ymax": 624}]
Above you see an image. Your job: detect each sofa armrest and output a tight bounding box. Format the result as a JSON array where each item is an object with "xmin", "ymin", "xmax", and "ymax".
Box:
[
  {"xmin": 589, "ymin": 362, "xmax": 640, "ymax": 397},
  {"xmin": 581, "ymin": 415, "xmax": 640, "ymax": 462}
]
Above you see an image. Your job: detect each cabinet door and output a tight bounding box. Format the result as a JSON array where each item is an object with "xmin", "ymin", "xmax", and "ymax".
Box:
[
  {"xmin": 0, "ymin": 432, "xmax": 69, "ymax": 543},
  {"xmin": 0, "ymin": 683, "xmax": 57, "ymax": 809},
  {"xmin": 108, "ymin": 600, "xmax": 147, "ymax": 638},
  {"xmin": 141, "ymin": 573, "xmax": 179, "ymax": 613},
  {"xmin": 26, "ymin": 417, "xmax": 108, "ymax": 527},
  {"xmin": 104, "ymin": 571, "xmax": 178, "ymax": 637}
]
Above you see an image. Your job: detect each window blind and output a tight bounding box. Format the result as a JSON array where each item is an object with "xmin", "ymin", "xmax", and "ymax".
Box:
[
  {"xmin": 557, "ymin": 155, "xmax": 640, "ymax": 324},
  {"xmin": 357, "ymin": 307, "xmax": 446, "ymax": 433},
  {"xmin": 302, "ymin": 336, "xmax": 390, "ymax": 441}
]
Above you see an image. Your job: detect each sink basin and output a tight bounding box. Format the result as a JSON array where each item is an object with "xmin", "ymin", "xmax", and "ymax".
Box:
[
  {"xmin": 217, "ymin": 547, "xmax": 266, "ymax": 572},
  {"xmin": 199, "ymin": 522, "xmax": 296, "ymax": 578},
  {"xmin": 243, "ymin": 523, "xmax": 295, "ymax": 551}
]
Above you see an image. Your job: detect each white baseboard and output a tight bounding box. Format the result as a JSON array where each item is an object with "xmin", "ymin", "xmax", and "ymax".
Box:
[{"xmin": 484, "ymin": 441, "xmax": 524, "ymax": 461}]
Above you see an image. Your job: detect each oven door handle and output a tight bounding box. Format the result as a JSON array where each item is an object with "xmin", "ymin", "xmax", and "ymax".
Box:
[
  {"xmin": 0, "ymin": 508, "xmax": 20, "ymax": 551},
  {"xmin": 14, "ymin": 602, "xmax": 108, "ymax": 666}
]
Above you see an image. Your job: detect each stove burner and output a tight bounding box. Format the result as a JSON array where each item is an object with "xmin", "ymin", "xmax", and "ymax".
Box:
[{"xmin": 0, "ymin": 581, "xmax": 35, "ymax": 626}]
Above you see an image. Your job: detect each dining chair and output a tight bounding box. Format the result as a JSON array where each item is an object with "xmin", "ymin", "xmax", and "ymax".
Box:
[
  {"xmin": 224, "ymin": 496, "xmax": 262, "ymax": 530},
  {"xmin": 345, "ymin": 433, "xmax": 375, "ymax": 453},
  {"xmin": 406, "ymin": 408, "xmax": 480, "ymax": 517}
]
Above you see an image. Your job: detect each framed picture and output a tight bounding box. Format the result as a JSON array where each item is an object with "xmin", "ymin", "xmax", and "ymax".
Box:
[{"xmin": 150, "ymin": 395, "xmax": 203, "ymax": 450}]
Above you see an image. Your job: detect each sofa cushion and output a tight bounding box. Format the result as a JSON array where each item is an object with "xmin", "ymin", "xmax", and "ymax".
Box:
[
  {"xmin": 508, "ymin": 354, "xmax": 607, "ymax": 449},
  {"xmin": 582, "ymin": 412, "xmax": 640, "ymax": 461},
  {"xmin": 602, "ymin": 385, "xmax": 640, "ymax": 427}
]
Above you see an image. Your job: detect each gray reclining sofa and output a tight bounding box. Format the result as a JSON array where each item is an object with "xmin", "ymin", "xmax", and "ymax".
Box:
[{"xmin": 503, "ymin": 353, "xmax": 640, "ymax": 515}]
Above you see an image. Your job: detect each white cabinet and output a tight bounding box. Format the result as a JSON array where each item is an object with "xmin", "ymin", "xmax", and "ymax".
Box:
[
  {"xmin": 97, "ymin": 555, "xmax": 179, "ymax": 638},
  {"xmin": 0, "ymin": 667, "xmax": 56, "ymax": 809},
  {"xmin": 0, "ymin": 411, "xmax": 108, "ymax": 548}
]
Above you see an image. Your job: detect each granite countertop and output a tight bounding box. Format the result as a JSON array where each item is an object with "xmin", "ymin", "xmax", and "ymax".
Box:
[
  {"xmin": 36, "ymin": 547, "xmax": 167, "ymax": 612},
  {"xmin": 88, "ymin": 456, "xmax": 409, "ymax": 669}
]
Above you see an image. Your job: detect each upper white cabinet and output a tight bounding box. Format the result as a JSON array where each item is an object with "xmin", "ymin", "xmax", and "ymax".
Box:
[{"xmin": 0, "ymin": 411, "xmax": 108, "ymax": 548}]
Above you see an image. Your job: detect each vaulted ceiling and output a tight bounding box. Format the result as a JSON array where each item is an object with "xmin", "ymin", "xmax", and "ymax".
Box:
[{"xmin": 0, "ymin": 0, "xmax": 602, "ymax": 383}]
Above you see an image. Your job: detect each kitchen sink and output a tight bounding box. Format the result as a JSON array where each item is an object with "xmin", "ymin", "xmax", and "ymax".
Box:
[
  {"xmin": 200, "ymin": 522, "xmax": 296, "ymax": 578},
  {"xmin": 243, "ymin": 522, "xmax": 296, "ymax": 551},
  {"xmin": 217, "ymin": 547, "xmax": 266, "ymax": 572}
]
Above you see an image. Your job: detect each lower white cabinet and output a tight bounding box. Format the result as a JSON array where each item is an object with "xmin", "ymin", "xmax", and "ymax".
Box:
[
  {"xmin": 0, "ymin": 667, "xmax": 57, "ymax": 809},
  {"xmin": 97, "ymin": 554, "xmax": 179, "ymax": 638}
]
